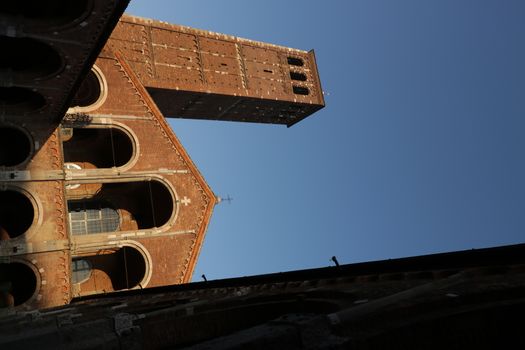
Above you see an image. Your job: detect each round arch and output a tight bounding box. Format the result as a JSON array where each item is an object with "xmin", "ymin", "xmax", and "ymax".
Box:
[
  {"xmin": 0, "ymin": 260, "xmax": 40, "ymax": 308},
  {"xmin": 0, "ymin": 186, "xmax": 40, "ymax": 241},
  {"xmin": 71, "ymin": 241, "xmax": 152, "ymax": 294},
  {"xmin": 66, "ymin": 177, "xmax": 179, "ymax": 235},
  {"xmin": 68, "ymin": 65, "xmax": 108, "ymax": 113},
  {"xmin": 0, "ymin": 124, "xmax": 33, "ymax": 167}
]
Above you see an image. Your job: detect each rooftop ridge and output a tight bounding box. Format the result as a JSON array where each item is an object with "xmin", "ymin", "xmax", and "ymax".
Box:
[{"xmin": 121, "ymin": 13, "xmax": 309, "ymax": 54}]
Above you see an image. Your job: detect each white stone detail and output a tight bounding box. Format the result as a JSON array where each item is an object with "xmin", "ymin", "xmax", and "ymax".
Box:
[{"xmin": 181, "ymin": 196, "xmax": 191, "ymax": 206}]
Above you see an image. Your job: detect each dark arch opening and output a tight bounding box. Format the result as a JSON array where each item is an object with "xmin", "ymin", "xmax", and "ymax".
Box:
[
  {"xmin": 70, "ymin": 69, "xmax": 102, "ymax": 108},
  {"xmin": 73, "ymin": 247, "xmax": 146, "ymax": 293},
  {"xmin": 290, "ymin": 71, "xmax": 307, "ymax": 81},
  {"xmin": 293, "ymin": 86, "xmax": 310, "ymax": 95},
  {"xmin": 63, "ymin": 127, "xmax": 133, "ymax": 168},
  {"xmin": 0, "ymin": 0, "xmax": 91, "ymax": 30},
  {"xmin": 67, "ymin": 180, "xmax": 174, "ymax": 234},
  {"xmin": 0, "ymin": 263, "xmax": 37, "ymax": 307},
  {"xmin": 0, "ymin": 190, "xmax": 34, "ymax": 240},
  {"xmin": 0, "ymin": 36, "xmax": 62, "ymax": 81},
  {"xmin": 0, "ymin": 87, "xmax": 46, "ymax": 114},
  {"xmin": 287, "ymin": 57, "xmax": 304, "ymax": 66},
  {"xmin": 0, "ymin": 127, "xmax": 31, "ymax": 167}
]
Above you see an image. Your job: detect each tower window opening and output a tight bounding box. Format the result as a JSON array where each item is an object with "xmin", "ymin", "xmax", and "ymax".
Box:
[
  {"xmin": 290, "ymin": 71, "xmax": 307, "ymax": 81},
  {"xmin": 293, "ymin": 86, "xmax": 310, "ymax": 95},
  {"xmin": 0, "ymin": 190, "xmax": 34, "ymax": 240},
  {"xmin": 0, "ymin": 263, "xmax": 37, "ymax": 307},
  {"xmin": 0, "ymin": 127, "xmax": 31, "ymax": 167},
  {"xmin": 287, "ymin": 57, "xmax": 304, "ymax": 66}
]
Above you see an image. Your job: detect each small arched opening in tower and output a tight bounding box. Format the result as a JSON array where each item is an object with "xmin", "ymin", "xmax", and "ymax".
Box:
[
  {"xmin": 0, "ymin": 36, "xmax": 62, "ymax": 82},
  {"xmin": 67, "ymin": 180, "xmax": 174, "ymax": 234},
  {"xmin": 0, "ymin": 263, "xmax": 37, "ymax": 308},
  {"xmin": 290, "ymin": 71, "xmax": 307, "ymax": 81},
  {"xmin": 287, "ymin": 56, "xmax": 304, "ymax": 67},
  {"xmin": 0, "ymin": 127, "xmax": 32, "ymax": 167},
  {"xmin": 0, "ymin": 190, "xmax": 34, "ymax": 240},
  {"xmin": 0, "ymin": 0, "xmax": 92, "ymax": 31},
  {"xmin": 63, "ymin": 127, "xmax": 134, "ymax": 169},
  {"xmin": 71, "ymin": 246, "xmax": 147, "ymax": 294},
  {"xmin": 293, "ymin": 86, "xmax": 310, "ymax": 95},
  {"xmin": 0, "ymin": 87, "xmax": 46, "ymax": 114}
]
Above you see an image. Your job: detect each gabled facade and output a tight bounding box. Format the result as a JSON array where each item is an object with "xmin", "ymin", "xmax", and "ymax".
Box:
[
  {"xmin": 64, "ymin": 51, "xmax": 216, "ymax": 298},
  {"xmin": 1, "ymin": 6, "xmax": 324, "ymax": 311}
]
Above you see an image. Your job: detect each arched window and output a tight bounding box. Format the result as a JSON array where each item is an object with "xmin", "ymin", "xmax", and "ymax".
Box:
[
  {"xmin": 68, "ymin": 200, "xmax": 119, "ymax": 235},
  {"xmin": 287, "ymin": 56, "xmax": 304, "ymax": 66},
  {"xmin": 0, "ymin": 190, "xmax": 35, "ymax": 240},
  {"xmin": 293, "ymin": 86, "xmax": 310, "ymax": 95},
  {"xmin": 66, "ymin": 180, "xmax": 174, "ymax": 235},
  {"xmin": 0, "ymin": 127, "xmax": 31, "ymax": 167},
  {"xmin": 290, "ymin": 71, "xmax": 307, "ymax": 81},
  {"xmin": 0, "ymin": 263, "xmax": 37, "ymax": 307},
  {"xmin": 69, "ymin": 66, "xmax": 108, "ymax": 112},
  {"xmin": 71, "ymin": 247, "xmax": 147, "ymax": 295},
  {"xmin": 62, "ymin": 127, "xmax": 134, "ymax": 169}
]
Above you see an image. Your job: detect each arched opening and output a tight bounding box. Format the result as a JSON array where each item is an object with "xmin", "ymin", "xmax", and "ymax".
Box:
[
  {"xmin": 290, "ymin": 71, "xmax": 307, "ymax": 81},
  {"xmin": 0, "ymin": 36, "xmax": 62, "ymax": 81},
  {"xmin": 0, "ymin": 87, "xmax": 46, "ymax": 114},
  {"xmin": 63, "ymin": 127, "xmax": 134, "ymax": 169},
  {"xmin": 70, "ymin": 67, "xmax": 106, "ymax": 110},
  {"xmin": 0, "ymin": 127, "xmax": 31, "ymax": 167},
  {"xmin": 292, "ymin": 86, "xmax": 310, "ymax": 95},
  {"xmin": 0, "ymin": 0, "xmax": 91, "ymax": 30},
  {"xmin": 67, "ymin": 180, "xmax": 174, "ymax": 234},
  {"xmin": 287, "ymin": 56, "xmax": 304, "ymax": 66},
  {"xmin": 0, "ymin": 190, "xmax": 34, "ymax": 240},
  {"xmin": 0, "ymin": 263, "xmax": 37, "ymax": 307},
  {"xmin": 72, "ymin": 247, "xmax": 147, "ymax": 295}
]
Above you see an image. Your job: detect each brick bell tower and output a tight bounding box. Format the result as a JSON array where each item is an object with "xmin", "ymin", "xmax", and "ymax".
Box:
[
  {"xmin": 0, "ymin": 4, "xmax": 324, "ymax": 312},
  {"xmin": 107, "ymin": 15, "xmax": 325, "ymax": 127}
]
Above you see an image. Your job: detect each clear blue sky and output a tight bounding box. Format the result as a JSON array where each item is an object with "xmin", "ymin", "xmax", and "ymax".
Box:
[{"xmin": 127, "ymin": 1, "xmax": 525, "ymax": 280}]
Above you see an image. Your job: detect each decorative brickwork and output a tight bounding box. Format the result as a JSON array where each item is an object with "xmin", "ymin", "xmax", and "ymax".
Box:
[{"xmin": 0, "ymin": 5, "xmax": 323, "ymax": 311}]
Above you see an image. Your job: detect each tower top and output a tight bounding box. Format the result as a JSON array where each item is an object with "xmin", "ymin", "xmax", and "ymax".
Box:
[{"xmin": 106, "ymin": 15, "xmax": 325, "ymax": 126}]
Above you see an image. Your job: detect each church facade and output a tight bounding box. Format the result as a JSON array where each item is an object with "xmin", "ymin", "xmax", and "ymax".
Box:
[{"xmin": 0, "ymin": 2, "xmax": 324, "ymax": 310}]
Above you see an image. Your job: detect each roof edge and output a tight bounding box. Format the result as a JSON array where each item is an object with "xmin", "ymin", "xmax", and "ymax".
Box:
[{"xmin": 120, "ymin": 13, "xmax": 310, "ymax": 54}]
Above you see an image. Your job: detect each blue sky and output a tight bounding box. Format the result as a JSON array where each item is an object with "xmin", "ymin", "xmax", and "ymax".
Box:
[{"xmin": 127, "ymin": 1, "xmax": 525, "ymax": 280}]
